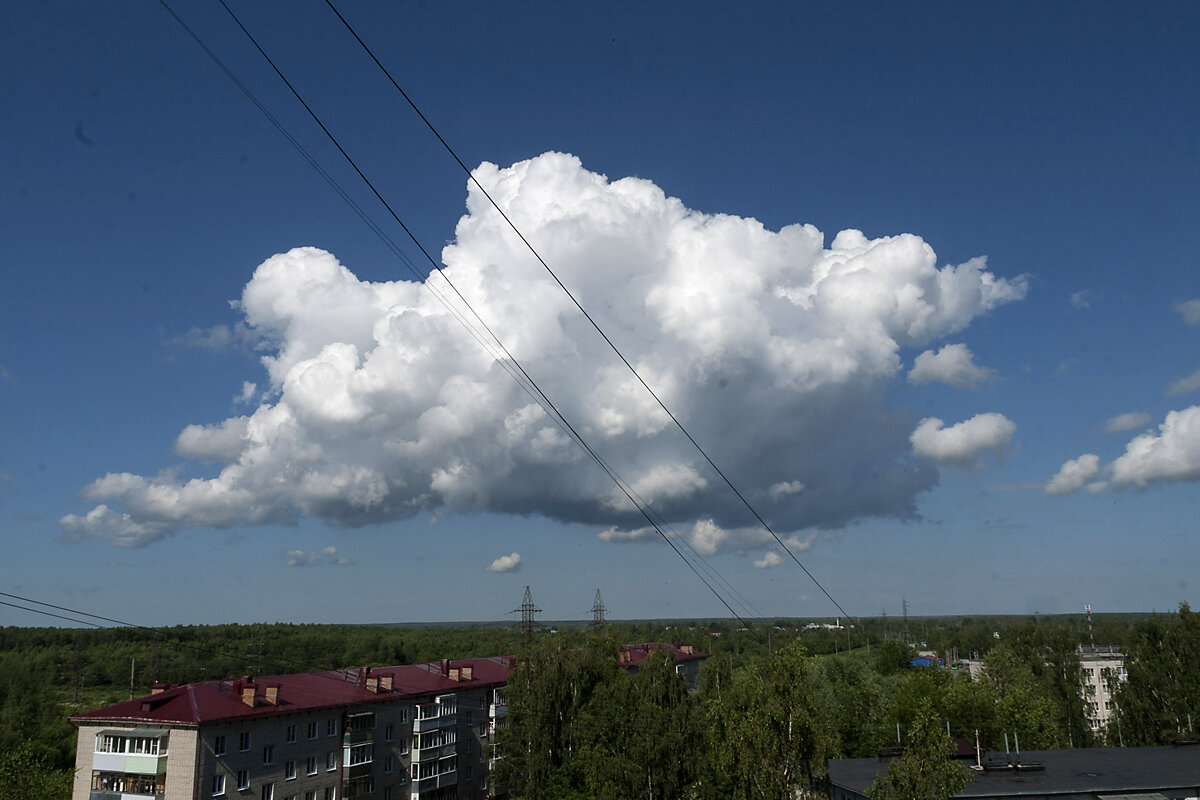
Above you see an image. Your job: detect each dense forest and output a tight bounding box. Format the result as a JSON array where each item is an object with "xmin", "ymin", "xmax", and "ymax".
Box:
[{"xmin": 1, "ymin": 607, "xmax": 1195, "ymax": 799}]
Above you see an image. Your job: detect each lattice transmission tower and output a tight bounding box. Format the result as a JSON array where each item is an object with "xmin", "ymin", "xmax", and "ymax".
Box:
[
  {"xmin": 590, "ymin": 589, "xmax": 607, "ymax": 630},
  {"xmin": 511, "ymin": 586, "xmax": 541, "ymax": 638}
]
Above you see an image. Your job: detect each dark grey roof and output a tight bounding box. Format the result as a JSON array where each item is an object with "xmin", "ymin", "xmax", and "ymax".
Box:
[{"xmin": 828, "ymin": 747, "xmax": 1200, "ymax": 798}]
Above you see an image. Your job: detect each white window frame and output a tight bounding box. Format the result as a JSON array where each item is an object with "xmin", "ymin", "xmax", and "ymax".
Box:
[{"xmin": 212, "ymin": 775, "xmax": 226, "ymax": 796}]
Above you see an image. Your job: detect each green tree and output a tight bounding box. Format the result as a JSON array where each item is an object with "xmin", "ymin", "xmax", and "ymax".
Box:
[
  {"xmin": 1113, "ymin": 603, "xmax": 1200, "ymax": 745},
  {"xmin": 0, "ymin": 740, "xmax": 74, "ymax": 800},
  {"xmin": 873, "ymin": 640, "xmax": 912, "ymax": 676},
  {"xmin": 575, "ymin": 648, "xmax": 700, "ymax": 799},
  {"xmin": 868, "ymin": 701, "xmax": 970, "ymax": 800},
  {"xmin": 702, "ymin": 640, "xmax": 831, "ymax": 799}
]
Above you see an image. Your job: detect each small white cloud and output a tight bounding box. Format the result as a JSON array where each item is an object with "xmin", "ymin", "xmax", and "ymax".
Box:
[
  {"xmin": 1045, "ymin": 454, "xmax": 1102, "ymax": 495},
  {"xmin": 1167, "ymin": 367, "xmax": 1200, "ymax": 397},
  {"xmin": 753, "ymin": 551, "xmax": 782, "ymax": 569},
  {"xmin": 783, "ymin": 531, "xmax": 819, "ymax": 552},
  {"xmin": 234, "ymin": 382, "xmax": 258, "ymax": 405},
  {"xmin": 1174, "ymin": 299, "xmax": 1200, "ymax": 326},
  {"xmin": 1057, "ymin": 358, "xmax": 1078, "ymax": 374},
  {"xmin": 910, "ymin": 413, "xmax": 1016, "ymax": 468},
  {"xmin": 167, "ymin": 323, "xmax": 256, "ymax": 352},
  {"xmin": 1085, "ymin": 481, "xmax": 1109, "ymax": 495},
  {"xmin": 768, "ymin": 480, "xmax": 805, "ymax": 499},
  {"xmin": 597, "ymin": 526, "xmax": 657, "ymax": 543},
  {"xmin": 284, "ymin": 546, "xmax": 353, "ymax": 567},
  {"xmin": 1103, "ymin": 411, "xmax": 1152, "ymax": 434},
  {"xmin": 486, "ymin": 552, "xmax": 522, "ymax": 573},
  {"xmin": 908, "ymin": 343, "xmax": 995, "ymax": 389},
  {"xmin": 1070, "ymin": 290, "xmax": 1095, "ymax": 310},
  {"xmin": 1109, "ymin": 406, "xmax": 1200, "ymax": 488}
]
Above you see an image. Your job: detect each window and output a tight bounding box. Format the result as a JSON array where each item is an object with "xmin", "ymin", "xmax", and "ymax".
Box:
[
  {"xmin": 326, "ymin": 751, "xmax": 337, "ymax": 771},
  {"xmin": 307, "ymin": 722, "xmax": 318, "ymax": 740},
  {"xmin": 346, "ymin": 743, "xmax": 373, "ymax": 766},
  {"xmin": 399, "ymin": 737, "xmax": 409, "ymax": 755},
  {"xmin": 263, "ymin": 746, "xmax": 274, "ymax": 766},
  {"xmin": 384, "ymin": 756, "xmax": 394, "ymax": 775},
  {"xmin": 465, "ymin": 739, "xmax": 472, "ymax": 753},
  {"xmin": 383, "ymin": 789, "xmax": 392, "ymax": 800},
  {"xmin": 347, "ymin": 713, "xmax": 375, "ymax": 732},
  {"xmin": 238, "ymin": 732, "xmax": 251, "ymax": 752},
  {"xmin": 285, "ymin": 761, "xmax": 296, "ymax": 780},
  {"xmin": 304, "ymin": 793, "xmax": 315, "ymax": 800},
  {"xmin": 261, "ymin": 784, "xmax": 274, "ymax": 800},
  {"xmin": 466, "ymin": 766, "xmax": 473, "ymax": 780},
  {"xmin": 213, "ymin": 775, "xmax": 226, "ymax": 796},
  {"xmin": 465, "ymin": 711, "xmax": 473, "ymax": 724},
  {"xmin": 400, "ymin": 707, "xmax": 409, "ymax": 723},
  {"xmin": 305, "ymin": 757, "xmax": 317, "ymax": 776},
  {"xmin": 236, "ymin": 770, "xmax": 249, "ymax": 791},
  {"xmin": 215, "ymin": 735, "xmax": 228, "ymax": 757},
  {"xmin": 384, "ymin": 724, "xmax": 394, "ymax": 742},
  {"xmin": 286, "ymin": 726, "xmax": 296, "ymax": 744},
  {"xmin": 326, "ymin": 719, "xmax": 338, "ymax": 737},
  {"xmin": 323, "ymin": 788, "xmax": 335, "ymax": 800}
]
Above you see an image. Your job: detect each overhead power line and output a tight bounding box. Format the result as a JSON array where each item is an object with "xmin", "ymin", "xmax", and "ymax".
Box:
[{"xmin": 322, "ymin": 0, "xmax": 850, "ymax": 620}]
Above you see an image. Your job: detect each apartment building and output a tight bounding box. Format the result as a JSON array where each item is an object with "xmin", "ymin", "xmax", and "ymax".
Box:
[
  {"xmin": 71, "ymin": 643, "xmax": 707, "ymax": 800},
  {"xmin": 1078, "ymin": 644, "xmax": 1126, "ymax": 733},
  {"xmin": 72, "ymin": 657, "xmax": 508, "ymax": 800}
]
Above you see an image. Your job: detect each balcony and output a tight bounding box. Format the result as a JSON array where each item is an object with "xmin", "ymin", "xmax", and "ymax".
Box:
[
  {"xmin": 90, "ymin": 792, "xmax": 163, "ymax": 800},
  {"xmin": 488, "ymin": 702, "xmax": 506, "ymax": 719},
  {"xmin": 92, "ymin": 752, "xmax": 168, "ymax": 775},
  {"xmin": 409, "ymin": 769, "xmax": 456, "ymax": 793},
  {"xmin": 412, "ymin": 713, "xmax": 456, "ymax": 733},
  {"xmin": 411, "ymin": 742, "xmax": 457, "ymax": 763}
]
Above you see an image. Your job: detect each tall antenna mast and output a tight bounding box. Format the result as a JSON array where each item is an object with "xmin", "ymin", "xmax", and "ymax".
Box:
[
  {"xmin": 902, "ymin": 596, "xmax": 910, "ymax": 644},
  {"xmin": 1085, "ymin": 604, "xmax": 1095, "ymax": 650},
  {"xmin": 590, "ymin": 589, "xmax": 607, "ymax": 629},
  {"xmin": 512, "ymin": 586, "xmax": 541, "ymax": 639}
]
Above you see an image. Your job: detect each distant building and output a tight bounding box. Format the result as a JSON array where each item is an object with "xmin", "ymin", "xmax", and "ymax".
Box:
[
  {"xmin": 909, "ymin": 655, "xmax": 944, "ymax": 669},
  {"xmin": 69, "ymin": 643, "xmax": 706, "ymax": 800},
  {"xmin": 1078, "ymin": 644, "xmax": 1125, "ymax": 733},
  {"xmin": 828, "ymin": 745, "xmax": 1200, "ymax": 800},
  {"xmin": 617, "ymin": 642, "xmax": 706, "ymax": 689}
]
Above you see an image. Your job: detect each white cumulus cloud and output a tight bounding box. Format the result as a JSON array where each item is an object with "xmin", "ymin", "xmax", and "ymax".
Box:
[
  {"xmin": 59, "ymin": 153, "xmax": 1026, "ymax": 548},
  {"xmin": 1109, "ymin": 406, "xmax": 1200, "ymax": 487},
  {"xmin": 1103, "ymin": 411, "xmax": 1152, "ymax": 434},
  {"xmin": 908, "ymin": 343, "xmax": 995, "ymax": 389},
  {"xmin": 486, "ymin": 552, "xmax": 522, "ymax": 573},
  {"xmin": 1045, "ymin": 454, "xmax": 1102, "ymax": 495},
  {"xmin": 753, "ymin": 551, "xmax": 782, "ymax": 569},
  {"xmin": 910, "ymin": 413, "xmax": 1016, "ymax": 468},
  {"xmin": 1047, "ymin": 406, "xmax": 1200, "ymax": 495}
]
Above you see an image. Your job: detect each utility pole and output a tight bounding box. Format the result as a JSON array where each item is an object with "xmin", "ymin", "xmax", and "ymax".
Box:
[{"xmin": 129, "ymin": 657, "xmax": 136, "ymax": 701}]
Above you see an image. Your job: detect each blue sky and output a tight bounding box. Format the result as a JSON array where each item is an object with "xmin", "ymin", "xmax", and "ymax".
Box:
[{"xmin": 2, "ymin": 1, "xmax": 1198, "ymax": 627}]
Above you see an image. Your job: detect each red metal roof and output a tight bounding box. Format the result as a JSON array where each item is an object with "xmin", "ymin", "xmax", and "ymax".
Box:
[
  {"xmin": 70, "ymin": 656, "xmax": 512, "ymax": 727},
  {"xmin": 71, "ymin": 644, "xmax": 707, "ymax": 727}
]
